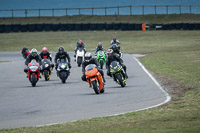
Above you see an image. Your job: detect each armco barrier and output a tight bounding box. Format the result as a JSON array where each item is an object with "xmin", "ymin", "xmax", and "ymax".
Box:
[
  {"xmin": 20, "ymin": 24, "xmax": 28, "ymax": 32},
  {"xmin": 52, "ymin": 24, "xmax": 60, "ymax": 31},
  {"xmin": 35, "ymin": 24, "xmax": 44, "ymax": 31},
  {"xmin": 12, "ymin": 24, "xmax": 20, "ymax": 32},
  {"xmin": 0, "ymin": 25, "xmax": 5, "ymax": 33},
  {"xmin": 4, "ymin": 25, "xmax": 12, "ymax": 33},
  {"xmin": 28, "ymin": 24, "xmax": 36, "ymax": 32},
  {"xmin": 44, "ymin": 24, "xmax": 52, "ymax": 31}
]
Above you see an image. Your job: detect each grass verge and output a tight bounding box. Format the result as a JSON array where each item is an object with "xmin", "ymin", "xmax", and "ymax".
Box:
[
  {"xmin": 1, "ymin": 14, "xmax": 200, "ymax": 24},
  {"xmin": 0, "ymin": 30, "xmax": 200, "ymax": 133}
]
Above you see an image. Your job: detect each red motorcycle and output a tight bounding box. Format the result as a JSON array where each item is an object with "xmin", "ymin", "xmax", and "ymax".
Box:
[{"xmin": 27, "ymin": 59, "xmax": 40, "ymax": 87}]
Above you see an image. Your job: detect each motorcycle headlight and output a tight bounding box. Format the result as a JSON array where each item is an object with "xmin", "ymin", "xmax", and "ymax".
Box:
[
  {"xmin": 61, "ymin": 64, "xmax": 65, "ymax": 69},
  {"xmin": 45, "ymin": 64, "xmax": 49, "ymax": 68}
]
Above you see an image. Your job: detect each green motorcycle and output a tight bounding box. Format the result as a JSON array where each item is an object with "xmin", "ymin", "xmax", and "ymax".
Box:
[{"xmin": 96, "ymin": 50, "xmax": 106, "ymax": 69}]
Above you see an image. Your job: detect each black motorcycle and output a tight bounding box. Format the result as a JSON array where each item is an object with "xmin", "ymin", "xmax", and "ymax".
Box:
[
  {"xmin": 109, "ymin": 61, "xmax": 126, "ymax": 87},
  {"xmin": 41, "ymin": 59, "xmax": 53, "ymax": 81},
  {"xmin": 57, "ymin": 59, "xmax": 70, "ymax": 83}
]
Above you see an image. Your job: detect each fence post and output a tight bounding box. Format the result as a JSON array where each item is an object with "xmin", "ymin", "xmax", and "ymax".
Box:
[
  {"xmin": 190, "ymin": 5, "xmax": 192, "ymax": 14},
  {"xmin": 92, "ymin": 8, "xmax": 94, "ymax": 16},
  {"xmin": 25, "ymin": 9, "xmax": 27, "ymax": 17},
  {"xmin": 118, "ymin": 6, "xmax": 119, "ymax": 15},
  {"xmin": 39, "ymin": 9, "xmax": 40, "ymax": 18},
  {"xmin": 52, "ymin": 9, "xmax": 54, "ymax": 17},
  {"xmin": 142, "ymin": 6, "xmax": 144, "ymax": 15},
  {"xmin": 105, "ymin": 7, "xmax": 107, "ymax": 16},
  {"xmin": 130, "ymin": 5, "xmax": 132, "ymax": 16},
  {"xmin": 12, "ymin": 9, "xmax": 14, "ymax": 19},
  {"xmin": 66, "ymin": 8, "xmax": 68, "ymax": 16},
  {"xmin": 166, "ymin": 5, "xmax": 168, "ymax": 15},
  {"xmin": 179, "ymin": 5, "xmax": 181, "ymax": 15},
  {"xmin": 155, "ymin": 5, "xmax": 157, "ymax": 15}
]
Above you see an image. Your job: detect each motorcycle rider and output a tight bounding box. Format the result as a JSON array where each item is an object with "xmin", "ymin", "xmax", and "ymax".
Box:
[
  {"xmin": 81, "ymin": 52, "xmax": 106, "ymax": 83},
  {"xmin": 21, "ymin": 47, "xmax": 30, "ymax": 58},
  {"xmin": 54, "ymin": 46, "xmax": 71, "ymax": 72},
  {"xmin": 94, "ymin": 42, "xmax": 105, "ymax": 55},
  {"xmin": 106, "ymin": 49, "xmax": 128, "ymax": 79},
  {"xmin": 110, "ymin": 37, "xmax": 120, "ymax": 50},
  {"xmin": 74, "ymin": 40, "xmax": 86, "ymax": 59},
  {"xmin": 24, "ymin": 48, "xmax": 42, "ymax": 77},
  {"xmin": 110, "ymin": 44, "xmax": 122, "ymax": 57},
  {"xmin": 39, "ymin": 47, "xmax": 54, "ymax": 70}
]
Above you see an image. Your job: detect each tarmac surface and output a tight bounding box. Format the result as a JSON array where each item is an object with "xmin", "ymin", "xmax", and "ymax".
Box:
[{"xmin": 0, "ymin": 52, "xmax": 170, "ymax": 129}]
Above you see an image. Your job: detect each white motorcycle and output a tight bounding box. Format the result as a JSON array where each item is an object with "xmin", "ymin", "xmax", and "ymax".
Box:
[{"xmin": 76, "ymin": 48, "xmax": 85, "ymax": 67}]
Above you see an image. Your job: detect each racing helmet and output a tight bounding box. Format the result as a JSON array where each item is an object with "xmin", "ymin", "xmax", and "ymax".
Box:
[
  {"xmin": 107, "ymin": 49, "xmax": 113, "ymax": 57},
  {"xmin": 31, "ymin": 48, "xmax": 37, "ymax": 57},
  {"xmin": 58, "ymin": 46, "xmax": 64, "ymax": 54},
  {"xmin": 78, "ymin": 40, "xmax": 83, "ymax": 46},
  {"xmin": 97, "ymin": 42, "xmax": 102, "ymax": 49},
  {"xmin": 42, "ymin": 47, "xmax": 47, "ymax": 53},
  {"xmin": 113, "ymin": 37, "xmax": 116, "ymax": 43},
  {"xmin": 85, "ymin": 52, "xmax": 92, "ymax": 62}
]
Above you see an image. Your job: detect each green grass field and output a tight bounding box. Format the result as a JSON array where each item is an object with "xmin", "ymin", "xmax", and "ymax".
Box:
[
  {"xmin": 1, "ymin": 14, "xmax": 200, "ymax": 24},
  {"xmin": 0, "ymin": 30, "xmax": 200, "ymax": 133}
]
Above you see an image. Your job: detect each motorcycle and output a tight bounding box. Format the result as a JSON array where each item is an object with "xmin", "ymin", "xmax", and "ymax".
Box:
[
  {"xmin": 57, "ymin": 59, "xmax": 70, "ymax": 83},
  {"xmin": 109, "ymin": 61, "xmax": 126, "ymax": 87},
  {"xmin": 96, "ymin": 50, "xmax": 106, "ymax": 69},
  {"xmin": 27, "ymin": 59, "xmax": 40, "ymax": 87},
  {"xmin": 85, "ymin": 64, "xmax": 104, "ymax": 94},
  {"xmin": 41, "ymin": 59, "xmax": 52, "ymax": 81},
  {"xmin": 20, "ymin": 48, "xmax": 30, "ymax": 59},
  {"xmin": 75, "ymin": 48, "xmax": 85, "ymax": 67}
]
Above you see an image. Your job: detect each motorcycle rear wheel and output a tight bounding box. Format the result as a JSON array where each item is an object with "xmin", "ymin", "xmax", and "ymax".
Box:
[{"xmin": 31, "ymin": 74, "xmax": 37, "ymax": 87}]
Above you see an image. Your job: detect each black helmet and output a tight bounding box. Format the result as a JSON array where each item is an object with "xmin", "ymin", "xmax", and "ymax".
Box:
[
  {"xmin": 111, "ymin": 44, "xmax": 117, "ymax": 50},
  {"xmin": 85, "ymin": 52, "xmax": 92, "ymax": 62},
  {"xmin": 58, "ymin": 46, "xmax": 64, "ymax": 54}
]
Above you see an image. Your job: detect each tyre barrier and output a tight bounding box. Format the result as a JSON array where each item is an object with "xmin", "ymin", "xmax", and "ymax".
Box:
[
  {"xmin": 52, "ymin": 24, "xmax": 60, "ymax": 31},
  {"xmin": 5, "ymin": 25, "xmax": 12, "ymax": 33},
  {"xmin": 0, "ymin": 25, "xmax": 5, "ymax": 33},
  {"xmin": 28, "ymin": 24, "xmax": 36, "ymax": 32},
  {"xmin": 67, "ymin": 24, "xmax": 74, "ymax": 31},
  {"xmin": 60, "ymin": 24, "xmax": 67, "ymax": 31},
  {"xmin": 20, "ymin": 24, "xmax": 28, "ymax": 32},
  {"xmin": 44, "ymin": 24, "xmax": 52, "ymax": 31},
  {"xmin": 12, "ymin": 24, "xmax": 21, "ymax": 32},
  {"xmin": 0, "ymin": 23, "xmax": 200, "ymax": 33},
  {"xmin": 82, "ymin": 23, "xmax": 90, "ymax": 31},
  {"xmin": 35, "ymin": 24, "xmax": 44, "ymax": 31}
]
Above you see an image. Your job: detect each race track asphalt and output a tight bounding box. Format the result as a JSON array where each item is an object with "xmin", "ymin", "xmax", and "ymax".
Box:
[{"xmin": 0, "ymin": 52, "xmax": 170, "ymax": 129}]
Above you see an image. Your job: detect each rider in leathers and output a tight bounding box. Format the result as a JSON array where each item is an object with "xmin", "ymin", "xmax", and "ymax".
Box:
[
  {"xmin": 110, "ymin": 44, "xmax": 122, "ymax": 57},
  {"xmin": 94, "ymin": 42, "xmax": 105, "ymax": 55},
  {"xmin": 54, "ymin": 46, "xmax": 71, "ymax": 70},
  {"xmin": 106, "ymin": 49, "xmax": 128, "ymax": 79},
  {"xmin": 111, "ymin": 37, "xmax": 120, "ymax": 50},
  {"xmin": 24, "ymin": 48, "xmax": 42, "ymax": 74},
  {"xmin": 74, "ymin": 40, "xmax": 86, "ymax": 57},
  {"xmin": 39, "ymin": 47, "xmax": 54, "ymax": 70},
  {"xmin": 81, "ymin": 52, "xmax": 106, "ymax": 83}
]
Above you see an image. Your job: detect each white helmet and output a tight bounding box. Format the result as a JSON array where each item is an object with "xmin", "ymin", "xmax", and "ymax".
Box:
[{"xmin": 85, "ymin": 52, "xmax": 92, "ymax": 62}]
